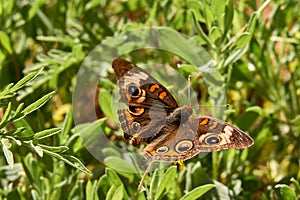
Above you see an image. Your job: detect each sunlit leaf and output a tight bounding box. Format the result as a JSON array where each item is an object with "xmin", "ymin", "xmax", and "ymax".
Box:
[
  {"xmin": 155, "ymin": 166, "xmax": 177, "ymax": 200},
  {"xmin": 275, "ymin": 184, "xmax": 297, "ymax": 200},
  {"xmin": 0, "ymin": 31, "xmax": 13, "ymax": 54},
  {"xmin": 180, "ymin": 184, "xmax": 215, "ymax": 200},
  {"xmin": 21, "ymin": 91, "xmax": 55, "ymax": 115},
  {"xmin": 0, "ymin": 102, "xmax": 12, "ymax": 129},
  {"xmin": 33, "ymin": 128, "xmax": 61, "ymax": 140}
]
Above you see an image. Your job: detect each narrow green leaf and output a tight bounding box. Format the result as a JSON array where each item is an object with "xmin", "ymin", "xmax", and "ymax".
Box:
[
  {"xmin": 155, "ymin": 166, "xmax": 177, "ymax": 200},
  {"xmin": 64, "ymin": 155, "xmax": 92, "ymax": 175},
  {"xmin": 1, "ymin": 138, "xmax": 14, "ymax": 169},
  {"xmin": 98, "ymin": 88, "xmax": 114, "ymax": 122},
  {"xmin": 204, "ymin": 4, "xmax": 214, "ymax": 30},
  {"xmin": 67, "ymin": 134, "xmax": 83, "ymax": 154},
  {"xmin": 38, "ymin": 144, "xmax": 69, "ymax": 153},
  {"xmin": 6, "ymin": 135, "xmax": 22, "ymax": 145},
  {"xmin": 93, "ymin": 180, "xmax": 100, "ymax": 200},
  {"xmin": 224, "ymin": 47, "xmax": 248, "ymax": 67},
  {"xmin": 240, "ymin": 148, "xmax": 249, "ymax": 163},
  {"xmin": 211, "ymin": 0, "xmax": 225, "ymax": 31},
  {"xmin": 98, "ymin": 175, "xmax": 110, "ymax": 197},
  {"xmin": 171, "ymin": 10, "xmax": 185, "ymax": 30},
  {"xmin": 150, "ymin": 169, "xmax": 159, "ymax": 200},
  {"xmin": 290, "ymin": 178, "xmax": 300, "ymax": 194},
  {"xmin": 30, "ymin": 142, "xmax": 43, "ymax": 157},
  {"xmin": 12, "ymin": 103, "xmax": 25, "ymax": 120},
  {"xmin": 146, "ymin": 1, "xmax": 158, "ymax": 26},
  {"xmin": 35, "ymin": 8, "xmax": 54, "ymax": 32},
  {"xmin": 0, "ymin": 31, "xmax": 13, "ymax": 54},
  {"xmin": 178, "ymin": 64, "xmax": 199, "ymax": 75},
  {"xmin": 99, "ymin": 78, "xmax": 115, "ymax": 90},
  {"xmin": 86, "ymin": 181, "xmax": 94, "ymax": 200},
  {"xmin": 247, "ymin": 12, "xmax": 259, "ymax": 36},
  {"xmin": 106, "ymin": 185, "xmax": 116, "ymax": 200},
  {"xmin": 275, "ymin": 184, "xmax": 297, "ymax": 200},
  {"xmin": 191, "ymin": 11, "xmax": 213, "ymax": 48},
  {"xmin": 184, "ymin": 164, "xmax": 192, "ymax": 192},
  {"xmin": 16, "ymin": 75, "xmax": 52, "ymax": 101},
  {"xmin": 112, "ymin": 185, "xmax": 124, "ymax": 200},
  {"xmin": 36, "ymin": 35, "xmax": 72, "ymax": 43},
  {"xmin": 245, "ymin": 106, "xmax": 263, "ymax": 114},
  {"xmin": 231, "ymin": 32, "xmax": 251, "ymax": 50},
  {"xmin": 12, "ymin": 118, "xmax": 35, "ymax": 137},
  {"xmin": 33, "ymin": 128, "xmax": 61, "ymax": 140},
  {"xmin": 31, "ymin": 189, "xmax": 41, "ymax": 200},
  {"xmin": 106, "ymin": 168, "xmax": 123, "ymax": 187},
  {"xmin": 180, "ymin": 184, "xmax": 215, "ymax": 200},
  {"xmin": 209, "ymin": 26, "xmax": 222, "ymax": 44},
  {"xmin": 0, "ymin": 93, "xmax": 15, "ymax": 100},
  {"xmin": 223, "ymin": 0, "xmax": 234, "ymax": 35},
  {"xmin": 68, "ymin": 178, "xmax": 84, "ymax": 199},
  {"xmin": 27, "ymin": 0, "xmax": 43, "ymax": 20},
  {"xmin": 10, "ymin": 68, "xmax": 43, "ymax": 92},
  {"xmin": 42, "ymin": 149, "xmax": 92, "ymax": 175},
  {"xmin": 105, "ymin": 169, "xmax": 129, "ymax": 200},
  {"xmin": 22, "ymin": 154, "xmax": 42, "ymax": 193},
  {"xmin": 104, "ymin": 157, "xmax": 137, "ymax": 175},
  {"xmin": 61, "ymin": 109, "xmax": 73, "ymax": 138},
  {"xmin": 0, "ymin": 83, "xmax": 14, "ymax": 100},
  {"xmin": 22, "ymin": 91, "xmax": 55, "ymax": 115},
  {"xmin": 0, "ymin": 102, "xmax": 12, "ymax": 128},
  {"xmin": 5, "ymin": 127, "xmax": 26, "ymax": 136}
]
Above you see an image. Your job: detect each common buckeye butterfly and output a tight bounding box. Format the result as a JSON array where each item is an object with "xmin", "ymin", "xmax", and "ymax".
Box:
[{"xmin": 112, "ymin": 58, "xmax": 253, "ymax": 162}]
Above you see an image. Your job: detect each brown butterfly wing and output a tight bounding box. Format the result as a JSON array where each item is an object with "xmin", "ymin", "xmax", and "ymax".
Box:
[
  {"xmin": 141, "ymin": 111, "xmax": 254, "ymax": 162},
  {"xmin": 112, "ymin": 58, "xmax": 178, "ymax": 145},
  {"xmin": 195, "ymin": 116, "xmax": 253, "ymax": 151}
]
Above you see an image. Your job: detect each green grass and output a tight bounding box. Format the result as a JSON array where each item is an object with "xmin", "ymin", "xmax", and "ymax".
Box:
[{"xmin": 1, "ymin": 0, "xmax": 300, "ymax": 199}]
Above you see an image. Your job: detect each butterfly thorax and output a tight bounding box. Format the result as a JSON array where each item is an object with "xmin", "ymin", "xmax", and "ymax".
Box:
[{"xmin": 166, "ymin": 105, "xmax": 193, "ymax": 125}]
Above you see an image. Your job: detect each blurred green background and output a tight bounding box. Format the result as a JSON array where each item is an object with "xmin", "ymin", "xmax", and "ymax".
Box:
[{"xmin": 0, "ymin": 0, "xmax": 300, "ymax": 199}]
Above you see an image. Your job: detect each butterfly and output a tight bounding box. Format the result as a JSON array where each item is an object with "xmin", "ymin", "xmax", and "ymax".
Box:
[{"xmin": 112, "ymin": 58, "xmax": 254, "ymax": 162}]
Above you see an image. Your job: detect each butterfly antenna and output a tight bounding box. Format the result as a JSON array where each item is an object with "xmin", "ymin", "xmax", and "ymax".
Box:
[
  {"xmin": 188, "ymin": 75, "xmax": 191, "ymax": 106},
  {"xmin": 135, "ymin": 159, "xmax": 155, "ymax": 200},
  {"xmin": 201, "ymin": 104, "xmax": 230, "ymax": 108}
]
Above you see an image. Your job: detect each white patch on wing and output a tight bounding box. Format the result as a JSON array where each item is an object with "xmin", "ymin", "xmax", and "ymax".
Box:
[
  {"xmin": 128, "ymin": 71, "xmax": 149, "ymax": 81},
  {"xmin": 223, "ymin": 125, "xmax": 234, "ymax": 136},
  {"xmin": 123, "ymin": 71, "xmax": 150, "ymax": 88}
]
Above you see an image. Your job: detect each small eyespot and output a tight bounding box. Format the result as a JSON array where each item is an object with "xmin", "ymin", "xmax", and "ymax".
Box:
[
  {"xmin": 129, "ymin": 106, "xmax": 144, "ymax": 115},
  {"xmin": 175, "ymin": 140, "xmax": 193, "ymax": 153},
  {"xmin": 131, "ymin": 122, "xmax": 140, "ymax": 132},
  {"xmin": 156, "ymin": 146, "xmax": 169, "ymax": 154},
  {"xmin": 127, "ymin": 85, "xmax": 140, "ymax": 96},
  {"xmin": 205, "ymin": 135, "xmax": 220, "ymax": 144}
]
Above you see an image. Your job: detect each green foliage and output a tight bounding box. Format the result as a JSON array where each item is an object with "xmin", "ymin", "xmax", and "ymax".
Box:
[
  {"xmin": 0, "ymin": 69, "xmax": 91, "ymax": 199},
  {"xmin": 1, "ymin": 0, "xmax": 300, "ymax": 199}
]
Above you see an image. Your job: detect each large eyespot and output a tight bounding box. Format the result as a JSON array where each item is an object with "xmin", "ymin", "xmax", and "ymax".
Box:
[
  {"xmin": 127, "ymin": 85, "xmax": 140, "ymax": 97},
  {"xmin": 204, "ymin": 135, "xmax": 220, "ymax": 145},
  {"xmin": 156, "ymin": 146, "xmax": 169, "ymax": 154},
  {"xmin": 128, "ymin": 106, "xmax": 145, "ymax": 115},
  {"xmin": 131, "ymin": 122, "xmax": 140, "ymax": 132},
  {"xmin": 175, "ymin": 140, "xmax": 193, "ymax": 153}
]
